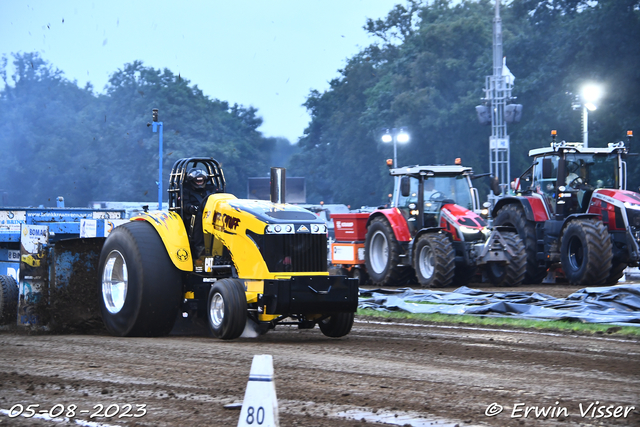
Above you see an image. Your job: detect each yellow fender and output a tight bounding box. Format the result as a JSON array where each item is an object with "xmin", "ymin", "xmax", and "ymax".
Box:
[{"xmin": 131, "ymin": 211, "xmax": 193, "ymax": 271}]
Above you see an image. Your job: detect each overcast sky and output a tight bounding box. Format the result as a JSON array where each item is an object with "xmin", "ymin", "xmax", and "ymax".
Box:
[{"xmin": 0, "ymin": 0, "xmax": 404, "ymax": 143}]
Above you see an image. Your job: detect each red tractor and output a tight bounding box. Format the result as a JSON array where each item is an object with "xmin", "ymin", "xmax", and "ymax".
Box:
[
  {"xmin": 493, "ymin": 131, "xmax": 639, "ymax": 286},
  {"xmin": 331, "ymin": 162, "xmax": 526, "ymax": 288}
]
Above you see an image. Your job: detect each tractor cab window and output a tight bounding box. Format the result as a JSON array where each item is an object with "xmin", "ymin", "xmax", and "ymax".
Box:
[
  {"xmin": 426, "ymin": 176, "xmax": 473, "ymax": 210},
  {"xmin": 564, "ymin": 153, "xmax": 619, "ymax": 190},
  {"xmin": 395, "ymin": 176, "xmax": 419, "ymax": 209},
  {"xmin": 453, "ymin": 176, "xmax": 473, "ymax": 210},
  {"xmin": 395, "ymin": 176, "xmax": 420, "ymax": 234},
  {"xmin": 564, "ymin": 153, "xmax": 619, "ymax": 212},
  {"xmin": 532, "ymin": 155, "xmax": 558, "ymax": 211}
]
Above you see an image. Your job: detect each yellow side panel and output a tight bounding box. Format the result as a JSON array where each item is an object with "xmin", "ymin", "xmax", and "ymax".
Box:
[
  {"xmin": 131, "ymin": 211, "xmax": 193, "ymax": 271},
  {"xmin": 202, "ymin": 198, "xmax": 272, "ymax": 279}
]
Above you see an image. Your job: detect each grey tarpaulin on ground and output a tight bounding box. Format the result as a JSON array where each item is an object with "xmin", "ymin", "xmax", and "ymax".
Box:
[{"xmin": 358, "ymin": 284, "xmax": 640, "ymax": 325}]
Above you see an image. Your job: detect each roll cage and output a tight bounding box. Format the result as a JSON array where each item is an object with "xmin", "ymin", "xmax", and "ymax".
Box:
[{"xmin": 168, "ymin": 157, "xmax": 226, "ymax": 219}]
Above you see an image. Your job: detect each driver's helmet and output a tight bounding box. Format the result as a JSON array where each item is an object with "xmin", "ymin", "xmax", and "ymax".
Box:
[{"xmin": 186, "ymin": 168, "xmax": 207, "ymax": 189}]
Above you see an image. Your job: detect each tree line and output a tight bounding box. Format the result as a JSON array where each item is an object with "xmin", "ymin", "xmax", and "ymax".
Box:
[
  {"xmin": 0, "ymin": 56, "xmax": 294, "ymax": 207},
  {"xmin": 1, "ymin": 0, "xmax": 638, "ymax": 208},
  {"xmin": 289, "ymin": 0, "xmax": 640, "ymax": 206}
]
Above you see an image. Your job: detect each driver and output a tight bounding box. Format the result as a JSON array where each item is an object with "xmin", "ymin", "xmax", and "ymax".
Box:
[
  {"xmin": 182, "ymin": 168, "xmax": 210, "ymax": 258},
  {"xmin": 564, "ymin": 160, "xmax": 588, "ymax": 189},
  {"xmin": 424, "ymin": 178, "xmax": 436, "ymax": 199}
]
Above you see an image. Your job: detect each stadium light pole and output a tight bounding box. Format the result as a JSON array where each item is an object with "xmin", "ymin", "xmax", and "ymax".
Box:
[
  {"xmin": 381, "ymin": 127, "xmax": 410, "ymax": 168},
  {"xmin": 572, "ymin": 84, "xmax": 601, "ymax": 148},
  {"xmin": 150, "ymin": 108, "xmax": 163, "ymax": 210}
]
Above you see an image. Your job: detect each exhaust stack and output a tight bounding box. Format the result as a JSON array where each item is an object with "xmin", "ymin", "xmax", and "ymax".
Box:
[{"xmin": 270, "ymin": 167, "xmax": 286, "ymax": 204}]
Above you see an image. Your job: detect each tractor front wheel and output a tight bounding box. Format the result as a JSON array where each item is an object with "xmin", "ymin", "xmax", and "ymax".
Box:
[
  {"xmin": 99, "ymin": 221, "xmax": 182, "ymax": 337},
  {"xmin": 485, "ymin": 232, "xmax": 527, "ymax": 287},
  {"xmin": 494, "ymin": 204, "xmax": 547, "ymax": 284},
  {"xmin": 413, "ymin": 233, "xmax": 455, "ymax": 288},
  {"xmin": 318, "ymin": 312, "xmax": 354, "ymax": 338},
  {"xmin": 560, "ymin": 219, "xmax": 613, "ymax": 287},
  {"xmin": 207, "ymin": 278, "xmax": 247, "ymax": 340}
]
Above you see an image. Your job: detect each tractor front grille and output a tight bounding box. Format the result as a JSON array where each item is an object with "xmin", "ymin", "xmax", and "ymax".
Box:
[{"xmin": 247, "ymin": 231, "xmax": 327, "ymax": 273}]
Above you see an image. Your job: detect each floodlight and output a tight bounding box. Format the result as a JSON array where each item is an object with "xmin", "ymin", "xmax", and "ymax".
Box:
[
  {"xmin": 582, "ymin": 84, "xmax": 602, "ymax": 104},
  {"xmin": 396, "ymin": 130, "xmax": 410, "ymax": 143}
]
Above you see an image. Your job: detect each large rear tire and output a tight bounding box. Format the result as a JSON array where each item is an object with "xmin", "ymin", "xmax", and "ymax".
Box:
[
  {"xmin": 494, "ymin": 204, "xmax": 547, "ymax": 284},
  {"xmin": 365, "ymin": 217, "xmax": 411, "ymax": 286},
  {"xmin": 560, "ymin": 219, "xmax": 613, "ymax": 287},
  {"xmin": 485, "ymin": 232, "xmax": 527, "ymax": 287},
  {"xmin": 207, "ymin": 278, "xmax": 247, "ymax": 340},
  {"xmin": 98, "ymin": 221, "xmax": 182, "ymax": 337},
  {"xmin": 0, "ymin": 275, "xmax": 19, "ymax": 325},
  {"xmin": 318, "ymin": 312, "xmax": 354, "ymax": 338},
  {"xmin": 413, "ymin": 233, "xmax": 455, "ymax": 288}
]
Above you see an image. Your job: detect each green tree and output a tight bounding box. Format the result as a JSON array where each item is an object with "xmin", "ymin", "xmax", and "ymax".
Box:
[
  {"xmin": 100, "ymin": 61, "xmax": 275, "ymax": 200},
  {"xmin": 0, "ymin": 52, "xmax": 101, "ymax": 206},
  {"xmin": 0, "ymin": 55, "xmax": 280, "ymax": 206}
]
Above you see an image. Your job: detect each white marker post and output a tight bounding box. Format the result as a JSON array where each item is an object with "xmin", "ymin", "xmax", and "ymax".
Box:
[{"xmin": 238, "ymin": 355, "xmax": 279, "ymax": 427}]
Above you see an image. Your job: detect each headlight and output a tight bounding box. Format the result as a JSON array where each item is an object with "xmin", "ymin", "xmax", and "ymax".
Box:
[
  {"xmin": 265, "ymin": 224, "xmax": 295, "ymax": 234},
  {"xmin": 459, "ymin": 226, "xmax": 481, "ymax": 234},
  {"xmin": 311, "ymin": 224, "xmax": 327, "ymax": 234}
]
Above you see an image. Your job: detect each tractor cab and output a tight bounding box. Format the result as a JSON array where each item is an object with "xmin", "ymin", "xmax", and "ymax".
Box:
[
  {"xmin": 390, "ymin": 165, "xmax": 484, "ymax": 240},
  {"xmin": 521, "ymin": 135, "xmax": 628, "ymax": 219}
]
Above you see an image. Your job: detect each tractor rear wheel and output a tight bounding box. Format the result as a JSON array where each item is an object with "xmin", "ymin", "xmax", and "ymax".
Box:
[
  {"xmin": 413, "ymin": 233, "xmax": 455, "ymax": 288},
  {"xmin": 494, "ymin": 204, "xmax": 547, "ymax": 284},
  {"xmin": 365, "ymin": 217, "xmax": 411, "ymax": 286},
  {"xmin": 560, "ymin": 219, "xmax": 613, "ymax": 287},
  {"xmin": 0, "ymin": 275, "xmax": 19, "ymax": 325},
  {"xmin": 207, "ymin": 278, "xmax": 247, "ymax": 340},
  {"xmin": 318, "ymin": 312, "xmax": 354, "ymax": 338},
  {"xmin": 98, "ymin": 221, "xmax": 182, "ymax": 337},
  {"xmin": 485, "ymin": 232, "xmax": 527, "ymax": 287}
]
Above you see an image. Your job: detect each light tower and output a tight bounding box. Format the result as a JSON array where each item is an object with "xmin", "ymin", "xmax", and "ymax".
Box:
[{"xmin": 476, "ymin": 0, "xmax": 521, "ymax": 203}]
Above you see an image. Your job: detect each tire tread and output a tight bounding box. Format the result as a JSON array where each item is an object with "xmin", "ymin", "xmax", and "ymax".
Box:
[
  {"xmin": 0, "ymin": 275, "xmax": 19, "ymax": 325},
  {"xmin": 414, "ymin": 233, "xmax": 455, "ymax": 288},
  {"xmin": 494, "ymin": 204, "xmax": 547, "ymax": 284}
]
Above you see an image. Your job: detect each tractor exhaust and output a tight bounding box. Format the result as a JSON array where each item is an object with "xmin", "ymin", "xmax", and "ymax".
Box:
[{"xmin": 270, "ymin": 167, "xmax": 286, "ymax": 204}]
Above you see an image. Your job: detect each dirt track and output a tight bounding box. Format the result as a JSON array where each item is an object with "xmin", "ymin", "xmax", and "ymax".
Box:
[{"xmin": 1, "ymin": 283, "xmax": 639, "ymax": 427}]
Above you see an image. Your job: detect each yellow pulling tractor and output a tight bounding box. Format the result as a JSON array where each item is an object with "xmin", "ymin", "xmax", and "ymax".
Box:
[{"xmin": 98, "ymin": 158, "xmax": 358, "ymax": 339}]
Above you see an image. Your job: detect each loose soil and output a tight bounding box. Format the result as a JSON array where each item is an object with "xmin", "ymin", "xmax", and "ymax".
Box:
[{"xmin": 1, "ymin": 283, "xmax": 638, "ymax": 427}]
